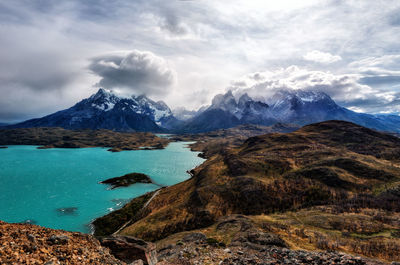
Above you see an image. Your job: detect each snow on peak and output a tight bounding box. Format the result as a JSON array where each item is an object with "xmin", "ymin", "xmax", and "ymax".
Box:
[
  {"xmin": 85, "ymin": 89, "xmax": 173, "ymax": 124},
  {"xmin": 90, "ymin": 88, "xmax": 120, "ymax": 111},
  {"xmin": 271, "ymin": 89, "xmax": 330, "ymax": 104}
]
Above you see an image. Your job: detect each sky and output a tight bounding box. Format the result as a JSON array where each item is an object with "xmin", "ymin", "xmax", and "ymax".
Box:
[{"xmin": 1, "ymin": 0, "xmax": 400, "ymax": 122}]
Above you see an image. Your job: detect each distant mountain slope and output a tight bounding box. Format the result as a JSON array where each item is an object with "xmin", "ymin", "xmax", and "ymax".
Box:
[
  {"xmin": 173, "ymin": 123, "xmax": 300, "ymax": 158},
  {"xmin": 180, "ymin": 108, "xmax": 241, "ymax": 133},
  {"xmin": 183, "ymin": 89, "xmax": 400, "ymax": 133},
  {"xmin": 10, "ymin": 89, "xmax": 179, "ymax": 132}
]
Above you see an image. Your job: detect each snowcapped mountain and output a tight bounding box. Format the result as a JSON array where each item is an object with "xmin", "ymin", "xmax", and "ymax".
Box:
[
  {"xmin": 11, "ymin": 88, "xmax": 178, "ymax": 132},
  {"xmin": 268, "ymin": 90, "xmax": 346, "ymax": 124},
  {"xmin": 8, "ymin": 88, "xmax": 400, "ymax": 134},
  {"xmin": 183, "ymin": 89, "xmax": 400, "ymax": 133},
  {"xmin": 182, "ymin": 91, "xmax": 274, "ymax": 132}
]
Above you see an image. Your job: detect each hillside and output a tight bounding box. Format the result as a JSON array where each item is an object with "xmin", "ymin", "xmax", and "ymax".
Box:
[
  {"xmin": 173, "ymin": 123, "xmax": 300, "ymax": 158},
  {"xmin": 94, "ymin": 120, "xmax": 400, "ymax": 262}
]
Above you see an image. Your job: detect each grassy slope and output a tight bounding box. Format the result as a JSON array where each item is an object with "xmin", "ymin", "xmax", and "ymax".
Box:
[
  {"xmin": 173, "ymin": 123, "xmax": 300, "ymax": 158},
  {"xmin": 96, "ymin": 120, "xmax": 400, "ymax": 261}
]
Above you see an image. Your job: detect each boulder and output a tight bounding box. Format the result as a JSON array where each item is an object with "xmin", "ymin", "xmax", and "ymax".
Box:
[
  {"xmin": 99, "ymin": 235, "xmax": 157, "ymax": 265},
  {"xmin": 182, "ymin": 232, "xmax": 207, "ymax": 243},
  {"xmin": 47, "ymin": 235, "xmax": 69, "ymax": 245}
]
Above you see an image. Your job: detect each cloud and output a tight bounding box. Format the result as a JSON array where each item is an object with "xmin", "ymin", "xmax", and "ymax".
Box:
[
  {"xmin": 228, "ymin": 66, "xmax": 400, "ymax": 114},
  {"xmin": 348, "ymin": 55, "xmax": 400, "ymax": 87},
  {"xmin": 1, "ymin": 0, "xmax": 400, "ymax": 121},
  {"xmin": 303, "ymin": 50, "xmax": 342, "ymax": 64},
  {"xmin": 89, "ymin": 50, "xmax": 176, "ymax": 97},
  {"xmin": 159, "ymin": 14, "xmax": 190, "ymax": 36}
]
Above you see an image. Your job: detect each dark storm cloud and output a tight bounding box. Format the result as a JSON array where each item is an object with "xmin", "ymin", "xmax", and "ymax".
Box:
[
  {"xmin": 360, "ymin": 76, "xmax": 400, "ymax": 86},
  {"xmin": 0, "ymin": 51, "xmax": 78, "ymax": 92},
  {"xmin": 89, "ymin": 50, "xmax": 176, "ymax": 96},
  {"xmin": 388, "ymin": 8, "xmax": 400, "ymax": 26},
  {"xmin": 159, "ymin": 14, "xmax": 189, "ymax": 36}
]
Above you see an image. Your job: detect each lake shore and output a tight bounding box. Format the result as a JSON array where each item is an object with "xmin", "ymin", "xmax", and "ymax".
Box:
[
  {"xmin": 0, "ymin": 127, "xmax": 170, "ymax": 152},
  {"xmin": 0, "ymin": 142, "xmax": 205, "ymax": 233}
]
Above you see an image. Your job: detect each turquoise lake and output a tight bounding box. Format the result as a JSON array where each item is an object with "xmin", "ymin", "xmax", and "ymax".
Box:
[{"xmin": 0, "ymin": 142, "xmax": 204, "ymax": 233}]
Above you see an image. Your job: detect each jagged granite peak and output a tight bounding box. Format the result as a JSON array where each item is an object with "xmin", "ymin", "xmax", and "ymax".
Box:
[
  {"xmin": 79, "ymin": 88, "xmax": 120, "ymax": 112},
  {"xmin": 210, "ymin": 90, "xmax": 237, "ymax": 112},
  {"xmin": 270, "ymin": 89, "xmax": 337, "ymax": 111},
  {"xmin": 7, "ymin": 88, "xmax": 400, "ymax": 134},
  {"xmin": 238, "ymin": 93, "xmax": 253, "ymax": 108},
  {"xmin": 183, "ymin": 89, "xmax": 400, "ymax": 133},
  {"xmin": 10, "ymin": 88, "xmax": 178, "ymax": 132},
  {"xmin": 271, "ymin": 89, "xmax": 331, "ymax": 102},
  {"xmin": 182, "ymin": 90, "xmax": 273, "ymax": 132},
  {"xmin": 266, "ymin": 89, "xmax": 342, "ymax": 123}
]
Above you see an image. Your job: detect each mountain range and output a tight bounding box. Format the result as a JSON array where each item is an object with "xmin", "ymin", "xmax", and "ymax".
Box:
[
  {"xmin": 180, "ymin": 89, "xmax": 400, "ymax": 133},
  {"xmin": 7, "ymin": 88, "xmax": 400, "ymax": 133},
  {"xmin": 10, "ymin": 89, "xmax": 179, "ymax": 132}
]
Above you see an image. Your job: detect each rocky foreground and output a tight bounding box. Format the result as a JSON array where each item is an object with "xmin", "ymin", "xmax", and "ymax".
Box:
[
  {"xmin": 0, "ymin": 221, "xmax": 123, "ymax": 264},
  {"xmin": 156, "ymin": 215, "xmax": 389, "ymax": 265},
  {"xmin": 158, "ymin": 238, "xmax": 385, "ymax": 265},
  {"xmin": 1, "ymin": 217, "xmax": 395, "ymax": 265}
]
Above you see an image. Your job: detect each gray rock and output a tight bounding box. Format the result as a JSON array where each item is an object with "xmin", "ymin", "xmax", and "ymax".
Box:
[
  {"xmin": 182, "ymin": 232, "xmax": 207, "ymax": 243},
  {"xmin": 99, "ymin": 235, "xmax": 157, "ymax": 265},
  {"xmin": 47, "ymin": 235, "xmax": 69, "ymax": 245}
]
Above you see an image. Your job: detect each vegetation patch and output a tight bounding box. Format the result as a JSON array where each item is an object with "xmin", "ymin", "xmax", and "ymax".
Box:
[
  {"xmin": 100, "ymin": 173, "xmax": 154, "ymax": 189},
  {"xmin": 93, "ymin": 191, "xmax": 155, "ymax": 236}
]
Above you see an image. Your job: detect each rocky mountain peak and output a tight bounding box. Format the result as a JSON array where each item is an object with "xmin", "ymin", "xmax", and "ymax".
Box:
[
  {"xmin": 238, "ymin": 93, "xmax": 252, "ymax": 107},
  {"xmin": 11, "ymin": 88, "xmax": 177, "ymax": 131},
  {"xmin": 211, "ymin": 90, "xmax": 237, "ymax": 111},
  {"xmin": 271, "ymin": 89, "xmax": 333, "ymax": 105},
  {"xmin": 86, "ymin": 88, "xmax": 120, "ymax": 112}
]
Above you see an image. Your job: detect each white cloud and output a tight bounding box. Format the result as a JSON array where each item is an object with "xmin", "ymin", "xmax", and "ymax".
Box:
[
  {"xmin": 303, "ymin": 50, "xmax": 342, "ymax": 64},
  {"xmin": 89, "ymin": 50, "xmax": 176, "ymax": 97},
  {"xmin": 349, "ymin": 55, "xmax": 400, "ymax": 74},
  {"xmin": 1, "ymin": 0, "xmax": 400, "ymax": 120},
  {"xmin": 228, "ymin": 66, "xmax": 400, "ymax": 114}
]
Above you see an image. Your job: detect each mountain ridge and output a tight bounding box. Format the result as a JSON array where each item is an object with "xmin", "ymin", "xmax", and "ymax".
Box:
[
  {"xmin": 8, "ymin": 88, "xmax": 400, "ymax": 133},
  {"xmin": 183, "ymin": 89, "xmax": 400, "ymax": 133},
  {"xmin": 10, "ymin": 88, "xmax": 178, "ymax": 132}
]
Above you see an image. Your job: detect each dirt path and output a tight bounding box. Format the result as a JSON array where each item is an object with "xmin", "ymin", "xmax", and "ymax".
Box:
[{"xmin": 112, "ymin": 188, "xmax": 162, "ymax": 235}]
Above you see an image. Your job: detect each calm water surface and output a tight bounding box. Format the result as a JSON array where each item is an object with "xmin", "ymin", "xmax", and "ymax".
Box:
[{"xmin": 0, "ymin": 142, "xmax": 204, "ymax": 233}]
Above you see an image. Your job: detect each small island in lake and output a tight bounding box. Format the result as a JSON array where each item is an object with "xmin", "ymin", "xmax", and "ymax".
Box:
[{"xmin": 100, "ymin": 173, "xmax": 153, "ymax": 189}]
